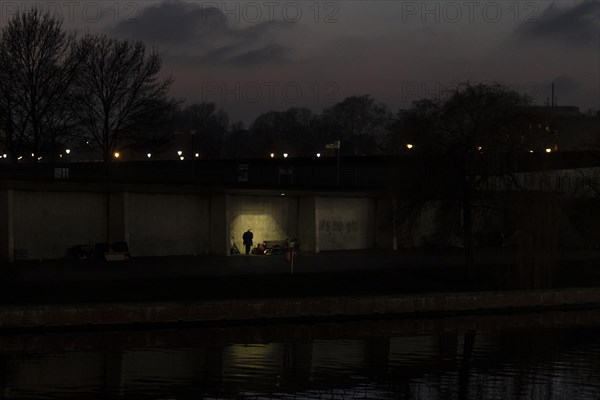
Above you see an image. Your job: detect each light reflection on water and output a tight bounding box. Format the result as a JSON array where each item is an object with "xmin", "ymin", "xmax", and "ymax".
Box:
[{"xmin": 2, "ymin": 310, "xmax": 600, "ymax": 399}]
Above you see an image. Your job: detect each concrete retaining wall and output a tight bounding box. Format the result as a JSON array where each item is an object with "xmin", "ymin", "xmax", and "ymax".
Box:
[
  {"xmin": 0, "ymin": 184, "xmax": 389, "ymax": 260},
  {"xmin": 13, "ymin": 191, "xmax": 107, "ymax": 260},
  {"xmin": 229, "ymin": 195, "xmax": 299, "ymax": 251},
  {"xmin": 316, "ymin": 197, "xmax": 376, "ymax": 251},
  {"xmin": 128, "ymin": 193, "xmax": 210, "ymax": 257},
  {"xmin": 1, "ymin": 288, "xmax": 599, "ymax": 329}
]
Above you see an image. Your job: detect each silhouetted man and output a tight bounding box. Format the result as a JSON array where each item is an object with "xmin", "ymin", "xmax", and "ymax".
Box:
[{"xmin": 242, "ymin": 229, "xmax": 253, "ymax": 255}]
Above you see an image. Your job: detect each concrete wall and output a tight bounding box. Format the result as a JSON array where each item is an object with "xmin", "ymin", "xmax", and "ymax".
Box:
[
  {"xmin": 316, "ymin": 197, "xmax": 376, "ymax": 251},
  {"xmin": 209, "ymin": 194, "xmax": 229, "ymax": 256},
  {"xmin": 0, "ymin": 186, "xmax": 389, "ymax": 260},
  {"xmin": 376, "ymin": 197, "xmax": 396, "ymax": 250},
  {"xmin": 228, "ymin": 195, "xmax": 299, "ymax": 251},
  {"xmin": 298, "ymin": 197, "xmax": 317, "ymax": 253},
  {"xmin": 128, "ymin": 193, "xmax": 210, "ymax": 257},
  {"xmin": 13, "ymin": 191, "xmax": 107, "ymax": 260},
  {"xmin": 0, "ymin": 189, "xmax": 14, "ymax": 262},
  {"xmin": 7, "ymin": 190, "xmax": 213, "ymax": 259}
]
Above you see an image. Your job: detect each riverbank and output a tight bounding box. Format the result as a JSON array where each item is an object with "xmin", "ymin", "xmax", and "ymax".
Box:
[
  {"xmin": 1, "ymin": 249, "xmax": 600, "ymax": 329},
  {"xmin": 2, "ymin": 287, "xmax": 600, "ymax": 330}
]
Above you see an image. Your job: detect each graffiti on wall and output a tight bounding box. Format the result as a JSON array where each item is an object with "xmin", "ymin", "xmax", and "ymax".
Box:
[{"xmin": 319, "ymin": 219, "xmax": 359, "ymax": 236}]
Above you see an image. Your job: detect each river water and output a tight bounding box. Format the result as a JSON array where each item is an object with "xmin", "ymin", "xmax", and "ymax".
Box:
[{"xmin": 2, "ymin": 310, "xmax": 600, "ymax": 399}]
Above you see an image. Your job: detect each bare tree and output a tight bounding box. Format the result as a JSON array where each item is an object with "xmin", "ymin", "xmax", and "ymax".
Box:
[
  {"xmin": 172, "ymin": 103, "xmax": 229, "ymax": 158},
  {"xmin": 0, "ymin": 9, "xmax": 83, "ymax": 161},
  {"xmin": 249, "ymin": 107, "xmax": 318, "ymax": 157},
  {"xmin": 74, "ymin": 35, "xmax": 175, "ymax": 162},
  {"xmin": 392, "ymin": 82, "xmax": 543, "ymax": 271},
  {"xmin": 320, "ymin": 95, "xmax": 393, "ymax": 155}
]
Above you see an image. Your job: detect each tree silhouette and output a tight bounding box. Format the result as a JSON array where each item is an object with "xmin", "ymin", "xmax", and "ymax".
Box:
[
  {"xmin": 172, "ymin": 103, "xmax": 229, "ymax": 159},
  {"xmin": 0, "ymin": 9, "xmax": 84, "ymax": 161},
  {"xmin": 74, "ymin": 35, "xmax": 175, "ymax": 162},
  {"xmin": 249, "ymin": 107, "xmax": 318, "ymax": 157},
  {"xmin": 392, "ymin": 82, "xmax": 543, "ymax": 271},
  {"xmin": 320, "ymin": 95, "xmax": 393, "ymax": 155}
]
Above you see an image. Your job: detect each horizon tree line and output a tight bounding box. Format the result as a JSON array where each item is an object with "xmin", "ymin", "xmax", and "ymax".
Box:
[{"xmin": 0, "ymin": 8, "xmax": 568, "ymax": 164}]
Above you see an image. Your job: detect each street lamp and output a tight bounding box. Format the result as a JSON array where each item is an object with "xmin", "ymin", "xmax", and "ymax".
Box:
[
  {"xmin": 406, "ymin": 144, "xmax": 413, "ymax": 150},
  {"xmin": 283, "ymin": 153, "xmax": 288, "ymax": 158},
  {"xmin": 147, "ymin": 153, "xmax": 152, "ymax": 159},
  {"xmin": 270, "ymin": 153, "xmax": 275, "ymax": 158},
  {"xmin": 316, "ymin": 153, "xmax": 321, "ymax": 158},
  {"xmin": 114, "ymin": 152, "xmax": 120, "ymax": 159},
  {"xmin": 177, "ymin": 150, "xmax": 183, "ymax": 157},
  {"xmin": 65, "ymin": 149, "xmax": 71, "ymax": 155}
]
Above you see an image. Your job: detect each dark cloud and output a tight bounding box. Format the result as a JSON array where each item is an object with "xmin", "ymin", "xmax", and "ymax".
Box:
[
  {"xmin": 113, "ymin": 1, "xmax": 226, "ymax": 43},
  {"xmin": 516, "ymin": 1, "xmax": 599, "ymax": 43},
  {"xmin": 229, "ymin": 44, "xmax": 289, "ymax": 66},
  {"xmin": 111, "ymin": 0, "xmax": 294, "ymax": 66}
]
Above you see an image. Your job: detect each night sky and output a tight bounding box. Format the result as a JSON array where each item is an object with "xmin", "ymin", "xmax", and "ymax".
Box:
[{"xmin": 4, "ymin": 0, "xmax": 598, "ymax": 123}]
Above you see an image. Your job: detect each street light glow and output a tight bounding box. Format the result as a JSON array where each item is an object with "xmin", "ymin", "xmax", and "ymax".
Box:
[
  {"xmin": 270, "ymin": 153, "xmax": 275, "ymax": 158},
  {"xmin": 316, "ymin": 153, "xmax": 321, "ymax": 158},
  {"xmin": 114, "ymin": 152, "xmax": 120, "ymax": 159},
  {"xmin": 147, "ymin": 153, "xmax": 152, "ymax": 158},
  {"xmin": 180, "ymin": 156, "xmax": 184, "ymax": 160},
  {"xmin": 177, "ymin": 150, "xmax": 183, "ymax": 156},
  {"xmin": 406, "ymin": 144, "xmax": 413, "ymax": 149},
  {"xmin": 65, "ymin": 149, "xmax": 71, "ymax": 154},
  {"xmin": 283, "ymin": 153, "xmax": 288, "ymax": 158},
  {"xmin": 545, "ymin": 148, "xmax": 552, "ymax": 153},
  {"xmin": 195, "ymin": 153, "xmax": 199, "ymax": 158}
]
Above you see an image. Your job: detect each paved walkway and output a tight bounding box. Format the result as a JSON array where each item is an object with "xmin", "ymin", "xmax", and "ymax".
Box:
[{"xmin": 2, "ymin": 249, "xmax": 600, "ymax": 306}]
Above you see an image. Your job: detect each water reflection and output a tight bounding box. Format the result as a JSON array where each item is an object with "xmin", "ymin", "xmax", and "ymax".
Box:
[{"xmin": 2, "ymin": 310, "xmax": 600, "ymax": 399}]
